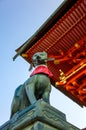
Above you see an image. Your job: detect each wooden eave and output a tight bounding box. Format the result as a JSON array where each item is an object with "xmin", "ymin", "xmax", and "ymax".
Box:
[{"xmin": 13, "ymin": 0, "xmax": 78, "ymax": 60}]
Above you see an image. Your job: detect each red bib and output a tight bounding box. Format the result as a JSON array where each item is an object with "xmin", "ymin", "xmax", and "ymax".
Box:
[{"xmin": 30, "ymin": 65, "xmax": 53, "ymax": 78}]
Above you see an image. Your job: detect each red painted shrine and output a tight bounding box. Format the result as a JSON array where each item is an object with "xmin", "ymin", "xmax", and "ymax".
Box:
[{"xmin": 14, "ymin": 0, "xmax": 86, "ymax": 107}]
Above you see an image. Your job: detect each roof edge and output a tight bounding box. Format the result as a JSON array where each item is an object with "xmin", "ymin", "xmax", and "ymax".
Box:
[{"xmin": 13, "ymin": 0, "xmax": 78, "ymax": 61}]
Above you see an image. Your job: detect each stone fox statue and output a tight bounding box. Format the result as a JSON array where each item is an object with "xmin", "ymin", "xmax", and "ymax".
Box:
[{"xmin": 11, "ymin": 51, "xmax": 53, "ymax": 118}]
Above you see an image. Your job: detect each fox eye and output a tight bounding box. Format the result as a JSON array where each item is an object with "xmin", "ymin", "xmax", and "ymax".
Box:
[{"xmin": 34, "ymin": 54, "xmax": 37, "ymax": 57}]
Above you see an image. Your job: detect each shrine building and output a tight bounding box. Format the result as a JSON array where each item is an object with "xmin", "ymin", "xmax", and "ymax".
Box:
[
  {"xmin": 1, "ymin": 0, "xmax": 86, "ymax": 130},
  {"xmin": 14, "ymin": 0, "xmax": 86, "ymax": 107}
]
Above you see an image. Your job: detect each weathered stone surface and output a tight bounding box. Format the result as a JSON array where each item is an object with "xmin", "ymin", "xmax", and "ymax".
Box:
[
  {"xmin": 0, "ymin": 100, "xmax": 80, "ymax": 130},
  {"xmin": 23, "ymin": 121, "xmax": 58, "ymax": 130}
]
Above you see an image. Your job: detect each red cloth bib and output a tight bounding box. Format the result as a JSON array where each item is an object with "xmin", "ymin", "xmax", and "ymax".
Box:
[{"xmin": 30, "ymin": 65, "xmax": 53, "ymax": 78}]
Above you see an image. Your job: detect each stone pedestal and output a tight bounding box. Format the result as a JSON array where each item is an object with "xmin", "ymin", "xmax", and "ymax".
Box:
[{"xmin": 0, "ymin": 100, "xmax": 80, "ymax": 130}]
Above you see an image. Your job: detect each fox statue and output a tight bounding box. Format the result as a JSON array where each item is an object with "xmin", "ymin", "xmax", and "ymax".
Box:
[{"xmin": 11, "ymin": 51, "xmax": 53, "ymax": 118}]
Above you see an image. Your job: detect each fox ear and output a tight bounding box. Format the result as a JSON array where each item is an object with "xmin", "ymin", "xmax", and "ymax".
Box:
[
  {"xmin": 43, "ymin": 51, "xmax": 47, "ymax": 56},
  {"xmin": 43, "ymin": 51, "xmax": 46, "ymax": 53},
  {"xmin": 28, "ymin": 63, "xmax": 33, "ymax": 71}
]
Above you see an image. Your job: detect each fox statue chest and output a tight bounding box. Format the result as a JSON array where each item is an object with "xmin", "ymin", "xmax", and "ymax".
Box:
[{"xmin": 30, "ymin": 74, "xmax": 51, "ymax": 93}]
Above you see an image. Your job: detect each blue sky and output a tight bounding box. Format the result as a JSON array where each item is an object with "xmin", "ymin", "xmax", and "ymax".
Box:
[{"xmin": 0, "ymin": 0, "xmax": 86, "ymax": 129}]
